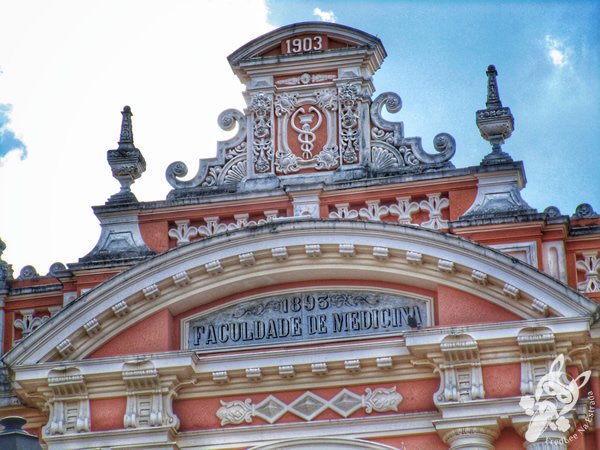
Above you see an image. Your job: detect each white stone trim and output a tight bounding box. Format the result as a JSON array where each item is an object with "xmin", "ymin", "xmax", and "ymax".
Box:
[
  {"xmin": 4, "ymin": 221, "xmax": 596, "ymax": 366},
  {"xmin": 490, "ymin": 241, "xmax": 538, "ymax": 268}
]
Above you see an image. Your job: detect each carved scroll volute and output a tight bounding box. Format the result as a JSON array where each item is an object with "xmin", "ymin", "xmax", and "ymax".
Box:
[
  {"xmin": 369, "ymin": 92, "xmax": 455, "ymax": 171},
  {"xmin": 166, "ymin": 108, "xmax": 247, "ymax": 189}
]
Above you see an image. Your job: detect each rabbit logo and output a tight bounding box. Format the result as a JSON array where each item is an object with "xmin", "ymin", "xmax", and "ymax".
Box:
[{"xmin": 519, "ymin": 354, "xmax": 591, "ymax": 443}]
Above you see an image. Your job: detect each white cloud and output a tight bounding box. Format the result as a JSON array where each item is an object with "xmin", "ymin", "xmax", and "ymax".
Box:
[
  {"xmin": 0, "ymin": 0, "xmax": 272, "ymax": 273},
  {"xmin": 545, "ymin": 35, "xmax": 570, "ymax": 67},
  {"xmin": 313, "ymin": 7, "xmax": 337, "ymax": 23}
]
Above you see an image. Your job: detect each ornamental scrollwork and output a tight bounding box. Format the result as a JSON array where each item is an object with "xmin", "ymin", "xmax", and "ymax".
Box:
[
  {"xmin": 215, "ymin": 386, "xmax": 403, "ymax": 426},
  {"xmin": 363, "ymin": 386, "xmax": 403, "ymax": 413},
  {"xmin": 250, "ymin": 93, "xmax": 274, "ymax": 173},
  {"xmin": 166, "ymin": 109, "xmax": 247, "ymax": 191},
  {"xmin": 370, "ymin": 92, "xmax": 455, "ymax": 172},
  {"xmin": 338, "ymin": 83, "xmax": 361, "ymax": 164}
]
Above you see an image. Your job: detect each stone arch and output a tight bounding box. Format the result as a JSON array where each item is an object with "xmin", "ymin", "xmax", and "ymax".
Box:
[{"xmin": 3, "ymin": 220, "xmax": 597, "ymax": 366}]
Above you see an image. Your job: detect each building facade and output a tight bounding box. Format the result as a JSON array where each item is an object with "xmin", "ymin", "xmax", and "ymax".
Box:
[{"xmin": 1, "ymin": 22, "xmax": 600, "ymax": 450}]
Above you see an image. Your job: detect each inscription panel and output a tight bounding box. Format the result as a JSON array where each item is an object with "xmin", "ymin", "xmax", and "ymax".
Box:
[{"xmin": 186, "ymin": 290, "xmax": 431, "ymax": 351}]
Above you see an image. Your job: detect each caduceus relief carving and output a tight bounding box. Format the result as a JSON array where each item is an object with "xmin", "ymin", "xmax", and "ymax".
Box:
[{"xmin": 291, "ymin": 106, "xmax": 323, "ymax": 159}]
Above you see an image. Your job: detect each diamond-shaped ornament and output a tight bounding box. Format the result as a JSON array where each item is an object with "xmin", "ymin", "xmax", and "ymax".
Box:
[
  {"xmin": 254, "ymin": 395, "xmax": 287, "ymax": 424},
  {"xmin": 289, "ymin": 391, "xmax": 328, "ymax": 421},
  {"xmin": 329, "ymin": 388, "xmax": 363, "ymax": 418}
]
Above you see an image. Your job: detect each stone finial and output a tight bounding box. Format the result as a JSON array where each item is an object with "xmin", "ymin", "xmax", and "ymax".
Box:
[
  {"xmin": 106, "ymin": 106, "xmax": 146, "ymax": 204},
  {"xmin": 476, "ymin": 65, "xmax": 514, "ymax": 165},
  {"xmin": 0, "ymin": 238, "xmax": 14, "ymax": 293}
]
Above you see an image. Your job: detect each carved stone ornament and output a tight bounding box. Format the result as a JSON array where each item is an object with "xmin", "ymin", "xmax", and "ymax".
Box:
[
  {"xmin": 0, "ymin": 237, "xmax": 14, "ymax": 293},
  {"xmin": 106, "ymin": 106, "xmax": 146, "ymax": 204},
  {"xmin": 576, "ymin": 251, "xmax": 600, "ymax": 293},
  {"xmin": 122, "ymin": 360, "xmax": 179, "ymax": 429},
  {"xmin": 17, "ymin": 265, "xmax": 39, "ymax": 280},
  {"xmin": 370, "ymin": 92, "xmax": 455, "ymax": 173},
  {"xmin": 216, "ymin": 386, "xmax": 402, "ymax": 425},
  {"xmin": 573, "ymin": 203, "xmax": 598, "ymax": 218},
  {"xmin": 166, "ymin": 109, "xmax": 248, "ymax": 198},
  {"xmin": 168, "ymin": 211, "xmax": 279, "ymax": 246},
  {"xmin": 476, "ymin": 65, "xmax": 514, "ymax": 165},
  {"xmin": 45, "ymin": 367, "xmax": 90, "ymax": 435},
  {"xmin": 435, "ymin": 334, "xmax": 485, "ymax": 404},
  {"xmin": 14, "ymin": 310, "xmax": 50, "ymax": 343}
]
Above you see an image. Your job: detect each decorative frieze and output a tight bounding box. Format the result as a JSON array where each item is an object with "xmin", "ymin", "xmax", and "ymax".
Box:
[
  {"xmin": 359, "ymin": 200, "xmax": 389, "ymax": 221},
  {"xmin": 328, "ymin": 195, "xmax": 449, "ymax": 228},
  {"xmin": 45, "ymin": 367, "xmax": 90, "ymax": 435},
  {"xmin": 389, "ymin": 197, "xmax": 420, "ymax": 225},
  {"xmin": 216, "ymin": 386, "xmax": 403, "ymax": 425},
  {"xmin": 329, "ymin": 203, "xmax": 359, "ymax": 220},
  {"xmin": 420, "ymin": 194, "xmax": 449, "ymax": 230},
  {"xmin": 168, "ymin": 211, "xmax": 281, "ymax": 246},
  {"xmin": 576, "ymin": 251, "xmax": 599, "ymax": 293}
]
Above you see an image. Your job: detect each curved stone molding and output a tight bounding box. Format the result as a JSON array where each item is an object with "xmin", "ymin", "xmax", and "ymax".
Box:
[
  {"xmin": 166, "ymin": 109, "xmax": 247, "ymax": 195},
  {"xmin": 370, "ymin": 92, "xmax": 455, "ymax": 172},
  {"xmin": 4, "ymin": 220, "xmax": 598, "ymax": 366},
  {"xmin": 216, "ymin": 386, "xmax": 403, "ymax": 426}
]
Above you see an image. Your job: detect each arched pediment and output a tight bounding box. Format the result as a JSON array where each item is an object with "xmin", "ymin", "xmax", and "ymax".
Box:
[
  {"xmin": 228, "ymin": 21, "xmax": 386, "ymax": 71},
  {"xmin": 4, "ymin": 220, "xmax": 598, "ymax": 366}
]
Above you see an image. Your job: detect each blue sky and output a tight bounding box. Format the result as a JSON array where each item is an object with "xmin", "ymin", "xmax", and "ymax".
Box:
[
  {"xmin": 269, "ymin": 0, "xmax": 600, "ymax": 214},
  {"xmin": 0, "ymin": 0, "xmax": 598, "ymax": 272}
]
